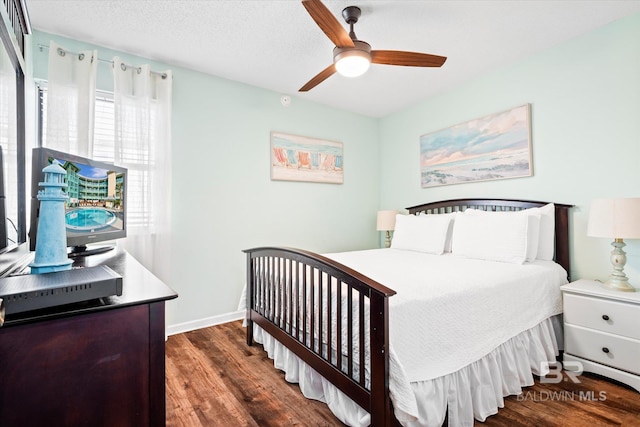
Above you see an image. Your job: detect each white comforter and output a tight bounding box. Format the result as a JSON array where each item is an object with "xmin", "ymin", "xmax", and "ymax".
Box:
[
  {"xmin": 326, "ymin": 249, "xmax": 566, "ymax": 381},
  {"xmin": 242, "ymin": 248, "xmax": 568, "ymax": 425}
]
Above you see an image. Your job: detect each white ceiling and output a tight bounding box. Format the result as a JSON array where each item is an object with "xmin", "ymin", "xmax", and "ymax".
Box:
[{"xmin": 25, "ymin": 0, "xmax": 640, "ymax": 118}]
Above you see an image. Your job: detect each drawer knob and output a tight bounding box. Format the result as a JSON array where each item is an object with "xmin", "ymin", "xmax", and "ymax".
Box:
[
  {"xmin": 602, "ymin": 347, "xmax": 610, "ymax": 354},
  {"xmin": 602, "ymin": 314, "xmax": 610, "ymax": 321}
]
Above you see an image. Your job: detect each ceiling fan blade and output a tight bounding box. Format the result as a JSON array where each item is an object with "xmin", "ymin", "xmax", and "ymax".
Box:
[
  {"xmin": 371, "ymin": 50, "xmax": 447, "ymax": 67},
  {"xmin": 302, "ymin": 0, "xmax": 355, "ymax": 48},
  {"xmin": 299, "ymin": 64, "xmax": 336, "ymax": 92}
]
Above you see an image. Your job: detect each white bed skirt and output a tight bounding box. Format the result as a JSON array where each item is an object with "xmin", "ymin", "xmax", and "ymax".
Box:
[{"xmin": 251, "ymin": 316, "xmax": 560, "ymax": 427}]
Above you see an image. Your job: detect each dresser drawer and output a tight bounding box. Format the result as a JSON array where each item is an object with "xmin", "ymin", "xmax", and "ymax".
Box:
[
  {"xmin": 564, "ymin": 293, "xmax": 640, "ymax": 340},
  {"xmin": 565, "ymin": 324, "xmax": 640, "ymax": 375}
]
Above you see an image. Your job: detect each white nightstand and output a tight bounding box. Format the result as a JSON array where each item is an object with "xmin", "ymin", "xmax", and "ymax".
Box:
[{"xmin": 562, "ymin": 279, "xmax": 640, "ymax": 393}]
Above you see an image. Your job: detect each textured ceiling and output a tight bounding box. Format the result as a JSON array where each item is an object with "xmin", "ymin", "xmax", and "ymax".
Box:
[{"xmin": 25, "ymin": 0, "xmax": 640, "ymax": 118}]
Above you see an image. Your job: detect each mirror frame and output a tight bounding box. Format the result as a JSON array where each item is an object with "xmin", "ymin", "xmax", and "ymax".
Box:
[{"xmin": 0, "ymin": 0, "xmax": 29, "ymax": 262}]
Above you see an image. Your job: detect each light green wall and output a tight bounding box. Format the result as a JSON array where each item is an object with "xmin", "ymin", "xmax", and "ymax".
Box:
[
  {"xmin": 30, "ymin": 32, "xmax": 380, "ymax": 328},
  {"xmin": 379, "ymin": 12, "xmax": 640, "ymax": 284}
]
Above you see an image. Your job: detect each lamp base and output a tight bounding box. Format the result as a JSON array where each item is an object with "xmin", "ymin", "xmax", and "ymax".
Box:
[
  {"xmin": 603, "ymin": 278, "xmax": 636, "ymax": 292},
  {"xmin": 603, "ymin": 238, "xmax": 636, "ymax": 292}
]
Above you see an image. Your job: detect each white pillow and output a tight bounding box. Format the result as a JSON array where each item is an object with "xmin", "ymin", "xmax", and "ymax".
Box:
[
  {"xmin": 417, "ymin": 211, "xmax": 459, "ymax": 252},
  {"xmin": 464, "ymin": 208, "xmax": 540, "ymax": 262},
  {"xmin": 525, "ymin": 214, "xmax": 540, "ymax": 262},
  {"xmin": 391, "ymin": 214, "xmax": 452, "ymax": 254},
  {"xmin": 452, "ymin": 212, "xmax": 531, "ymax": 264},
  {"xmin": 525, "ymin": 203, "xmax": 555, "ymax": 261}
]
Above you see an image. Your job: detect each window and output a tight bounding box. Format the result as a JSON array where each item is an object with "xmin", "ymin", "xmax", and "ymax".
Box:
[{"xmin": 38, "ymin": 86, "xmax": 150, "ymax": 230}]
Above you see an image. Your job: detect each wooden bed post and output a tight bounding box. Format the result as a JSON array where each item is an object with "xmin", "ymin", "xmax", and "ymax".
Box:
[
  {"xmin": 554, "ymin": 205, "xmax": 572, "ymax": 281},
  {"xmin": 245, "ymin": 252, "xmax": 254, "ymax": 346},
  {"xmin": 369, "ymin": 290, "xmax": 391, "ymax": 426}
]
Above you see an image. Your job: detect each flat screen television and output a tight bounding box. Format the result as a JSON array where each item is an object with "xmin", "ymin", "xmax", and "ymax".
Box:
[{"xmin": 29, "ymin": 147, "xmax": 127, "ymax": 257}]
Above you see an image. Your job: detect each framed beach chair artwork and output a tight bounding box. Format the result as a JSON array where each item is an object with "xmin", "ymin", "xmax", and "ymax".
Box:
[{"xmin": 271, "ymin": 131, "xmax": 343, "ymax": 184}]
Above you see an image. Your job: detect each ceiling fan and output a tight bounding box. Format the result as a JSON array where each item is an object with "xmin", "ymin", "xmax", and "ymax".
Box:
[{"xmin": 299, "ymin": 0, "xmax": 447, "ymax": 92}]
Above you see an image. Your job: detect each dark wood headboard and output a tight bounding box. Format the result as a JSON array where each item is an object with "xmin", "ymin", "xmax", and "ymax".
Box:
[{"xmin": 406, "ymin": 198, "xmax": 573, "ymax": 279}]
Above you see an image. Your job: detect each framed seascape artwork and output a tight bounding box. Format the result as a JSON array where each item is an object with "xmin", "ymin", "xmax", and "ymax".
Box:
[
  {"xmin": 419, "ymin": 104, "xmax": 533, "ymax": 188},
  {"xmin": 271, "ymin": 131, "xmax": 344, "ymax": 184}
]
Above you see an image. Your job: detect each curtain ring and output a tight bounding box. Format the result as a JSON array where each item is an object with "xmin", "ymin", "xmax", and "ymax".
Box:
[
  {"xmin": 57, "ymin": 48, "xmax": 65, "ymax": 57},
  {"xmin": 78, "ymin": 53, "xmax": 85, "ymax": 61},
  {"xmin": 137, "ymin": 67, "xmax": 142, "ymax": 75},
  {"xmin": 121, "ymin": 63, "xmax": 127, "ymax": 71}
]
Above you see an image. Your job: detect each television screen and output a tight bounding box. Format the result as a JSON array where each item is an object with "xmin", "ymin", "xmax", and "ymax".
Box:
[{"xmin": 29, "ymin": 147, "xmax": 127, "ymax": 257}]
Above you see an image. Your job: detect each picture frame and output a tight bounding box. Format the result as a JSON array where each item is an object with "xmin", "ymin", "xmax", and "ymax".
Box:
[
  {"xmin": 271, "ymin": 131, "xmax": 344, "ymax": 184},
  {"xmin": 419, "ymin": 104, "xmax": 533, "ymax": 188}
]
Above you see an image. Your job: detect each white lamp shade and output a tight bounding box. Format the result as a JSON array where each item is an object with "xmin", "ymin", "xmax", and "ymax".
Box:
[
  {"xmin": 587, "ymin": 198, "xmax": 640, "ymax": 239},
  {"xmin": 377, "ymin": 210, "xmax": 398, "ymax": 231}
]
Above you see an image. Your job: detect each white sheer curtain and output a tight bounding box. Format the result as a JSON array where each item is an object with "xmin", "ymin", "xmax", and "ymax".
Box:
[
  {"xmin": 45, "ymin": 41, "xmax": 97, "ymax": 157},
  {"xmin": 112, "ymin": 57, "xmax": 172, "ymax": 283}
]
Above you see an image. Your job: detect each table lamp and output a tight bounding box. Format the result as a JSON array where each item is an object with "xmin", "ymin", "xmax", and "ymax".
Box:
[
  {"xmin": 587, "ymin": 198, "xmax": 640, "ymax": 292},
  {"xmin": 377, "ymin": 210, "xmax": 397, "ymax": 248}
]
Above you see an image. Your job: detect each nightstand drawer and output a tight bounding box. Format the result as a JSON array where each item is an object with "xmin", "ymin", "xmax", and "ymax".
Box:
[
  {"xmin": 565, "ymin": 324, "xmax": 640, "ymax": 375},
  {"xmin": 564, "ymin": 293, "xmax": 640, "ymax": 340}
]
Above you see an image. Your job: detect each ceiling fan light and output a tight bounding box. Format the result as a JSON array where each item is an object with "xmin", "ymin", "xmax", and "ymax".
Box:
[
  {"xmin": 333, "ymin": 41, "xmax": 372, "ymax": 78},
  {"xmin": 335, "ymin": 53, "xmax": 370, "ymax": 77}
]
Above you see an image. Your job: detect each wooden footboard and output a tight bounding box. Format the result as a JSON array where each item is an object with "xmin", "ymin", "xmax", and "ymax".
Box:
[{"xmin": 243, "ymin": 247, "xmax": 397, "ymax": 426}]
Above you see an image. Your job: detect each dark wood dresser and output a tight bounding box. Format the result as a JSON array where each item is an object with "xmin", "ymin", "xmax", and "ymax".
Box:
[{"xmin": 0, "ymin": 246, "xmax": 177, "ymax": 426}]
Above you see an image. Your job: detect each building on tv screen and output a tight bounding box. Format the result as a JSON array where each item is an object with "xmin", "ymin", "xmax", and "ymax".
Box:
[{"xmin": 52, "ymin": 158, "xmax": 125, "ymax": 234}]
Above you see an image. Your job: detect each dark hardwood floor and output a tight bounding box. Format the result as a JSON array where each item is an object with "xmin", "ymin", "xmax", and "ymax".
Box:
[
  {"xmin": 166, "ymin": 320, "xmax": 342, "ymax": 427},
  {"xmin": 166, "ymin": 321, "xmax": 640, "ymax": 426}
]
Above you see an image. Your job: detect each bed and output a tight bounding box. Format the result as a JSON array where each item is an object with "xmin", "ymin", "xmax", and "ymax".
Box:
[{"xmin": 243, "ymin": 198, "xmax": 572, "ymax": 427}]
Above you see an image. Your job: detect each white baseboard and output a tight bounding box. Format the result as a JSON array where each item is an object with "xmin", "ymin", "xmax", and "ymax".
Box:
[{"xmin": 166, "ymin": 310, "xmax": 244, "ymax": 336}]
